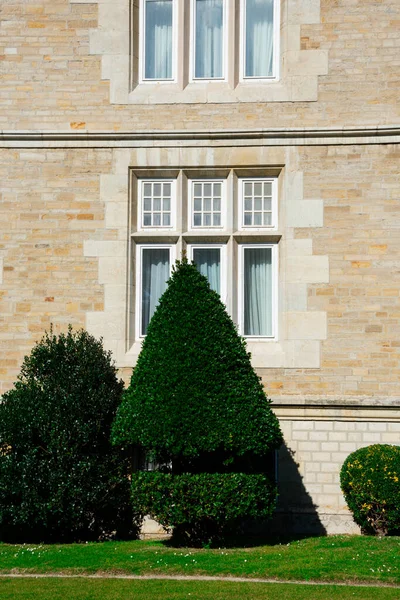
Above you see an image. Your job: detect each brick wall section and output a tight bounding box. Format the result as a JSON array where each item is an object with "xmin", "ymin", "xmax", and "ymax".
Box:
[
  {"xmin": 260, "ymin": 143, "xmax": 400, "ymax": 400},
  {"xmin": 0, "ymin": 148, "xmax": 113, "ymax": 394},
  {"xmin": 0, "ymin": 0, "xmax": 398, "ymax": 130}
]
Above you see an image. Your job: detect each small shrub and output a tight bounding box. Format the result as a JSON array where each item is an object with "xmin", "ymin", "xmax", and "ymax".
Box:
[
  {"xmin": 131, "ymin": 471, "xmax": 277, "ymax": 546},
  {"xmin": 0, "ymin": 327, "xmax": 137, "ymax": 543},
  {"xmin": 340, "ymin": 444, "xmax": 400, "ymax": 536}
]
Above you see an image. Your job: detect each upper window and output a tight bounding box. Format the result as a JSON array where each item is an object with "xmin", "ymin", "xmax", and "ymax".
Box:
[
  {"xmin": 138, "ymin": 179, "xmax": 176, "ymax": 229},
  {"xmin": 239, "ymin": 177, "xmax": 277, "ymax": 229},
  {"xmin": 139, "ymin": 0, "xmax": 279, "ymax": 84},
  {"xmin": 190, "ymin": 179, "xmax": 224, "ymax": 228}
]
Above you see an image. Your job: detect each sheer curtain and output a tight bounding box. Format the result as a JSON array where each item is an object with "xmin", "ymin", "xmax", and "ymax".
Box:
[
  {"xmin": 141, "ymin": 248, "xmax": 170, "ymax": 335},
  {"xmin": 193, "ymin": 248, "xmax": 221, "ymax": 294},
  {"xmin": 243, "ymin": 247, "xmax": 272, "ymax": 336},
  {"xmin": 195, "ymin": 0, "xmax": 224, "ymax": 78},
  {"xmin": 245, "ymin": 0, "xmax": 274, "ymax": 78},
  {"xmin": 145, "ymin": 0, "xmax": 173, "ymax": 79}
]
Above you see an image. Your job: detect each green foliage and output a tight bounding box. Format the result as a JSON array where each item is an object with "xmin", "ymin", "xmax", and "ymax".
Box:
[
  {"xmin": 0, "ymin": 328, "xmax": 137, "ymax": 543},
  {"xmin": 113, "ymin": 258, "xmax": 282, "ymax": 543},
  {"xmin": 113, "ymin": 259, "xmax": 282, "ymax": 459},
  {"xmin": 340, "ymin": 444, "xmax": 400, "ymax": 536},
  {"xmin": 131, "ymin": 471, "xmax": 277, "ymax": 546}
]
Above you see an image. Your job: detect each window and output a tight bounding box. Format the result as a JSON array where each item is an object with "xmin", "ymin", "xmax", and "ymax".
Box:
[
  {"xmin": 141, "ymin": 0, "xmax": 175, "ymax": 81},
  {"xmin": 136, "ymin": 245, "xmax": 175, "ymax": 336},
  {"xmin": 138, "ymin": 179, "xmax": 175, "ymax": 229},
  {"xmin": 190, "ymin": 179, "xmax": 224, "ymax": 228},
  {"xmin": 139, "ymin": 0, "xmax": 279, "ymax": 85},
  {"xmin": 239, "ymin": 177, "xmax": 277, "ymax": 229},
  {"xmin": 132, "ymin": 171, "xmax": 279, "ymax": 341}
]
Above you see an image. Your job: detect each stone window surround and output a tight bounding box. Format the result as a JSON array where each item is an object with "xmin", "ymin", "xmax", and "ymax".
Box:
[
  {"xmin": 70, "ymin": 0, "xmax": 328, "ymax": 104},
  {"xmin": 130, "ymin": 167, "xmax": 280, "ymax": 343},
  {"xmin": 83, "ymin": 143, "xmax": 328, "ymax": 371}
]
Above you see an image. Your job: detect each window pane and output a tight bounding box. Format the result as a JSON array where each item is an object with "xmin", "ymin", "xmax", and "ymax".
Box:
[
  {"xmin": 153, "ymin": 198, "xmax": 161, "ymax": 211},
  {"xmin": 143, "ymin": 213, "xmax": 152, "ymax": 226},
  {"xmin": 195, "ymin": 0, "xmax": 224, "ymax": 79},
  {"xmin": 245, "ymin": 0, "xmax": 274, "ymax": 78},
  {"xmin": 213, "ymin": 213, "xmax": 221, "ymax": 226},
  {"xmin": 244, "ymin": 212, "xmax": 252, "ymax": 225},
  {"xmin": 145, "ymin": 0, "xmax": 173, "ymax": 80},
  {"xmin": 243, "ymin": 247, "xmax": 273, "ymax": 336},
  {"xmin": 141, "ymin": 248, "xmax": 170, "ymax": 335},
  {"xmin": 193, "ymin": 247, "xmax": 221, "ymax": 294},
  {"xmin": 163, "ymin": 213, "xmax": 170, "ymax": 226},
  {"xmin": 144, "ymin": 198, "xmax": 152, "ymax": 211},
  {"xmin": 213, "ymin": 198, "xmax": 221, "ymax": 212},
  {"xmin": 194, "ymin": 198, "xmax": 202, "ymax": 212},
  {"xmin": 193, "ymin": 213, "xmax": 202, "ymax": 226}
]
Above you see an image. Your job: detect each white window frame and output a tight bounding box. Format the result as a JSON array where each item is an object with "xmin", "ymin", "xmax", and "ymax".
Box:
[
  {"xmin": 187, "ymin": 243, "xmax": 227, "ymax": 305},
  {"xmin": 238, "ymin": 176, "xmax": 278, "ymax": 230},
  {"xmin": 137, "ymin": 178, "xmax": 176, "ymax": 230},
  {"xmin": 238, "ymin": 243, "xmax": 278, "ymax": 340},
  {"xmin": 135, "ymin": 244, "xmax": 176, "ymax": 339},
  {"xmin": 239, "ymin": 0, "xmax": 280, "ymax": 82},
  {"xmin": 188, "ymin": 178, "xmax": 226, "ymax": 230},
  {"xmin": 139, "ymin": 0, "xmax": 178, "ymax": 83},
  {"xmin": 189, "ymin": 0, "xmax": 229, "ymax": 83}
]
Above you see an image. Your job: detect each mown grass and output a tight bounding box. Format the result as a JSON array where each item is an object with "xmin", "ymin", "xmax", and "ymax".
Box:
[
  {"xmin": 0, "ymin": 535, "xmax": 399, "ymax": 585},
  {"xmin": 0, "ymin": 579, "xmax": 399, "ymax": 600}
]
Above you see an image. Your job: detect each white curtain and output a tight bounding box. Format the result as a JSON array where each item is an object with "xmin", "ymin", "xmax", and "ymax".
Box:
[
  {"xmin": 245, "ymin": 0, "xmax": 274, "ymax": 77},
  {"xmin": 145, "ymin": 0, "xmax": 173, "ymax": 79},
  {"xmin": 141, "ymin": 248, "xmax": 170, "ymax": 335},
  {"xmin": 195, "ymin": 0, "xmax": 223, "ymax": 78},
  {"xmin": 193, "ymin": 248, "xmax": 221, "ymax": 295},
  {"xmin": 243, "ymin": 247, "xmax": 272, "ymax": 336}
]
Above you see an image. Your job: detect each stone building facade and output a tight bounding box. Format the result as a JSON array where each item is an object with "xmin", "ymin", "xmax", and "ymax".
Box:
[{"xmin": 0, "ymin": 0, "xmax": 399, "ymax": 534}]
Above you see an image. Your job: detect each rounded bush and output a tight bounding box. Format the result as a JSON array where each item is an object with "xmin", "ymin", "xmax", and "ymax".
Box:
[
  {"xmin": 0, "ymin": 328, "xmax": 137, "ymax": 543},
  {"xmin": 131, "ymin": 471, "xmax": 277, "ymax": 545},
  {"xmin": 340, "ymin": 444, "xmax": 400, "ymax": 536}
]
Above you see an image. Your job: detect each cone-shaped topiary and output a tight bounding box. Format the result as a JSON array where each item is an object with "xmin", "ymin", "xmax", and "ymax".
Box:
[
  {"xmin": 0, "ymin": 327, "xmax": 137, "ymax": 543},
  {"xmin": 113, "ymin": 258, "xmax": 282, "ymax": 461},
  {"xmin": 113, "ymin": 258, "xmax": 283, "ymax": 544}
]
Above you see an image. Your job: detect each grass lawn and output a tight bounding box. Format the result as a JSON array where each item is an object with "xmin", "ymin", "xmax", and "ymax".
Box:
[
  {"xmin": 0, "ymin": 578, "xmax": 400, "ymax": 600},
  {"xmin": 0, "ymin": 536, "xmax": 399, "ymax": 585}
]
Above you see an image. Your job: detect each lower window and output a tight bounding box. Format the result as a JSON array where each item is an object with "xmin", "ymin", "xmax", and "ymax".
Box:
[{"xmin": 135, "ymin": 242, "xmax": 276, "ymax": 340}]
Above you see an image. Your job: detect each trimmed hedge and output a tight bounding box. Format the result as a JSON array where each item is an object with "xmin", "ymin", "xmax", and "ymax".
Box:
[
  {"xmin": 0, "ymin": 328, "xmax": 136, "ymax": 543},
  {"xmin": 340, "ymin": 444, "xmax": 400, "ymax": 536},
  {"xmin": 131, "ymin": 471, "xmax": 277, "ymax": 545}
]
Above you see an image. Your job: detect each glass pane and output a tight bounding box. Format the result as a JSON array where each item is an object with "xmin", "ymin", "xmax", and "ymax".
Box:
[
  {"xmin": 213, "ymin": 198, "xmax": 221, "ymax": 212},
  {"xmin": 254, "ymin": 198, "xmax": 262, "ymax": 210},
  {"xmin": 204, "ymin": 183, "xmax": 212, "ymax": 196},
  {"xmin": 244, "ymin": 212, "xmax": 252, "ymax": 226},
  {"xmin": 263, "ymin": 213, "xmax": 272, "ymax": 226},
  {"xmin": 244, "ymin": 198, "xmax": 252, "ymax": 211},
  {"xmin": 194, "ymin": 183, "xmax": 202, "ymax": 196},
  {"xmin": 163, "ymin": 182, "xmax": 171, "ymax": 195},
  {"xmin": 204, "ymin": 213, "xmax": 212, "ymax": 227},
  {"xmin": 145, "ymin": 0, "xmax": 173, "ymax": 80},
  {"xmin": 193, "ymin": 213, "xmax": 202, "ymax": 227},
  {"xmin": 193, "ymin": 247, "xmax": 221, "ymax": 294},
  {"xmin": 143, "ymin": 213, "xmax": 152, "ymax": 226},
  {"xmin": 163, "ymin": 213, "xmax": 170, "ymax": 226},
  {"xmin": 254, "ymin": 212, "xmax": 262, "ymax": 225},
  {"xmin": 244, "ymin": 182, "xmax": 252, "ymax": 195},
  {"xmin": 204, "ymin": 198, "xmax": 212, "ymax": 211},
  {"xmin": 153, "ymin": 183, "xmax": 161, "ymax": 196},
  {"xmin": 213, "ymin": 213, "xmax": 221, "ymax": 226},
  {"xmin": 153, "ymin": 198, "xmax": 161, "ymax": 211},
  {"xmin": 194, "ymin": 198, "xmax": 202, "ymax": 212},
  {"xmin": 245, "ymin": 0, "xmax": 274, "ymax": 78},
  {"xmin": 263, "ymin": 181, "xmax": 272, "ymax": 195},
  {"xmin": 243, "ymin": 247, "xmax": 272, "ymax": 336},
  {"xmin": 195, "ymin": 0, "xmax": 223, "ymax": 79},
  {"xmin": 254, "ymin": 182, "xmax": 262, "ymax": 195},
  {"xmin": 143, "ymin": 198, "xmax": 152, "ymax": 211},
  {"xmin": 264, "ymin": 198, "xmax": 271, "ymax": 211},
  {"xmin": 143, "ymin": 183, "xmax": 152, "ymax": 196},
  {"xmin": 163, "ymin": 198, "xmax": 170, "ymax": 211},
  {"xmin": 153, "ymin": 213, "xmax": 161, "ymax": 226},
  {"xmin": 213, "ymin": 182, "xmax": 221, "ymax": 196},
  {"xmin": 141, "ymin": 247, "xmax": 170, "ymax": 335}
]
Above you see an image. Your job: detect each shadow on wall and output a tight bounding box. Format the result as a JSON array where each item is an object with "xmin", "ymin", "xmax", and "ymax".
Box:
[{"xmin": 269, "ymin": 443, "xmax": 327, "ymax": 537}]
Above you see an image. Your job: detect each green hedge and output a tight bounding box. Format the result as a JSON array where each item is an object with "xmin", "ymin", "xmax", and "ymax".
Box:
[
  {"xmin": 340, "ymin": 444, "xmax": 400, "ymax": 536},
  {"xmin": 131, "ymin": 471, "xmax": 277, "ymax": 545},
  {"xmin": 0, "ymin": 328, "xmax": 136, "ymax": 543}
]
